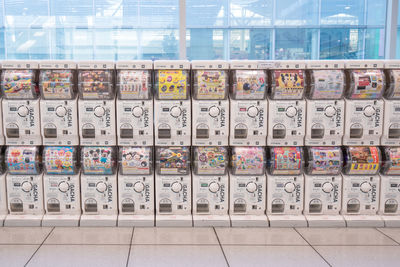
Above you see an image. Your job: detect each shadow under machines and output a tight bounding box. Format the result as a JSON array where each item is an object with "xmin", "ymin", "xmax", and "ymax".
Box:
[{"xmin": 0, "ymin": 60, "xmax": 399, "ymax": 227}]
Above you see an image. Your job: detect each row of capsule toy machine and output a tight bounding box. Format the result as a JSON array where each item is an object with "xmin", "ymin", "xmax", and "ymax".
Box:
[
  {"xmin": 1, "ymin": 61, "xmax": 41, "ymax": 145},
  {"xmin": 77, "ymin": 61, "xmax": 116, "ymax": 146},
  {"xmin": 383, "ymin": 61, "xmax": 400, "ymax": 145},
  {"xmin": 116, "ymin": 61, "xmax": 153, "ymax": 146},
  {"xmin": 154, "ymin": 61, "xmax": 191, "ymax": 146}
]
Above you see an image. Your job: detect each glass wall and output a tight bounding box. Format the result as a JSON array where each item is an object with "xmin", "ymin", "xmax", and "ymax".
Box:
[{"xmin": 0, "ymin": 0, "xmax": 395, "ymax": 60}]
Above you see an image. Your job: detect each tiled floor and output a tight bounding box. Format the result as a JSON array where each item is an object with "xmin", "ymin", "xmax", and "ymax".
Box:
[{"xmin": 1, "ymin": 227, "xmax": 400, "ymax": 267}]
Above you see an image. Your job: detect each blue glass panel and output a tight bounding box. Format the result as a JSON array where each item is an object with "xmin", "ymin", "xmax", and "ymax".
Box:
[
  {"xmin": 320, "ymin": 28, "xmax": 363, "ymax": 59},
  {"xmin": 187, "ymin": 29, "xmax": 224, "ymax": 60},
  {"xmin": 275, "ymin": 0, "xmax": 319, "ymax": 26}
]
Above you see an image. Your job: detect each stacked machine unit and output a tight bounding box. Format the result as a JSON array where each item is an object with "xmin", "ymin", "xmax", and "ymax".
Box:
[
  {"xmin": 118, "ymin": 146, "xmax": 154, "ymax": 226},
  {"xmin": 1, "ymin": 61, "xmax": 41, "ymax": 145},
  {"xmin": 267, "ymin": 147, "xmax": 307, "ymax": 227},
  {"xmin": 4, "ymin": 146, "xmax": 43, "ymax": 226},
  {"xmin": 192, "ymin": 147, "xmax": 229, "ymax": 226},
  {"xmin": 116, "ymin": 61, "xmax": 153, "ymax": 146},
  {"xmin": 304, "ymin": 147, "xmax": 344, "ymax": 227},
  {"xmin": 230, "ymin": 61, "xmax": 267, "ymax": 146},
  {"xmin": 379, "ymin": 147, "xmax": 400, "ymax": 226},
  {"xmin": 80, "ymin": 146, "xmax": 118, "ymax": 226},
  {"xmin": 267, "ymin": 61, "xmax": 306, "ymax": 146},
  {"xmin": 42, "ymin": 146, "xmax": 81, "ymax": 226},
  {"xmin": 191, "ymin": 60, "xmax": 229, "ymax": 146},
  {"xmin": 229, "ymin": 147, "xmax": 268, "ymax": 226},
  {"xmin": 341, "ymin": 146, "xmax": 383, "ymax": 227},
  {"xmin": 39, "ymin": 61, "xmax": 79, "ymax": 145},
  {"xmin": 155, "ymin": 147, "xmax": 192, "ymax": 226},
  {"xmin": 0, "ymin": 151, "xmax": 6, "ymax": 225},
  {"xmin": 305, "ymin": 61, "xmax": 345, "ymax": 146}
]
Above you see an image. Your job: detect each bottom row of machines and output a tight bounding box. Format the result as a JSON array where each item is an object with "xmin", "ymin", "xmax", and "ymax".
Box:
[{"xmin": 0, "ymin": 145, "xmax": 399, "ymax": 227}]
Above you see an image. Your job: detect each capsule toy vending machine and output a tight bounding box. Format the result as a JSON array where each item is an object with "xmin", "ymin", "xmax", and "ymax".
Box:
[
  {"xmin": 155, "ymin": 147, "xmax": 192, "ymax": 226},
  {"xmin": 230, "ymin": 61, "xmax": 267, "ymax": 146},
  {"xmin": 0, "ymin": 150, "xmax": 6, "ymax": 225},
  {"xmin": 0, "ymin": 65, "xmax": 3, "ymax": 146},
  {"xmin": 267, "ymin": 61, "xmax": 306, "ymax": 146},
  {"xmin": 229, "ymin": 147, "xmax": 268, "ymax": 227},
  {"xmin": 118, "ymin": 146, "xmax": 154, "ymax": 226},
  {"xmin": 80, "ymin": 146, "xmax": 117, "ymax": 226},
  {"xmin": 116, "ymin": 61, "xmax": 153, "ymax": 146},
  {"xmin": 42, "ymin": 146, "xmax": 80, "ymax": 226},
  {"xmin": 39, "ymin": 61, "xmax": 79, "ymax": 145},
  {"xmin": 382, "ymin": 61, "xmax": 400, "ymax": 145},
  {"xmin": 1, "ymin": 61, "xmax": 41, "ymax": 145},
  {"xmin": 77, "ymin": 61, "xmax": 116, "ymax": 145},
  {"xmin": 343, "ymin": 61, "xmax": 384, "ymax": 145},
  {"xmin": 267, "ymin": 147, "xmax": 306, "ymax": 227},
  {"xmin": 304, "ymin": 147, "xmax": 345, "ymax": 227},
  {"xmin": 379, "ymin": 147, "xmax": 400, "ymax": 227},
  {"xmin": 192, "ymin": 146, "xmax": 229, "ymax": 226},
  {"xmin": 154, "ymin": 61, "xmax": 191, "ymax": 146},
  {"xmin": 4, "ymin": 146, "xmax": 43, "ymax": 226},
  {"xmin": 191, "ymin": 60, "xmax": 229, "ymax": 145},
  {"xmin": 341, "ymin": 146, "xmax": 383, "ymax": 227},
  {"xmin": 305, "ymin": 61, "xmax": 345, "ymax": 146}
]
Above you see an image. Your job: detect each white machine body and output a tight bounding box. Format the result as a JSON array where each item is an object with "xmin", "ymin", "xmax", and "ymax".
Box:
[
  {"xmin": 80, "ymin": 174, "xmax": 118, "ymax": 215},
  {"xmin": 6, "ymin": 174, "xmax": 44, "ymax": 215},
  {"xmin": 341, "ymin": 175, "xmax": 380, "ymax": 215},
  {"xmin": 118, "ymin": 174, "xmax": 154, "ymax": 215},
  {"xmin": 304, "ymin": 175, "xmax": 342, "ymax": 215},
  {"xmin": 229, "ymin": 174, "xmax": 266, "ymax": 215},
  {"xmin": 0, "ymin": 102, "xmax": 4, "ymax": 146},
  {"xmin": 379, "ymin": 175, "xmax": 400, "ymax": 215},
  {"xmin": 267, "ymin": 175, "xmax": 304, "ymax": 215},
  {"xmin": 267, "ymin": 100, "xmax": 305, "ymax": 146},
  {"xmin": 0, "ymin": 174, "xmax": 6, "ymax": 216},
  {"xmin": 43, "ymin": 173, "xmax": 81, "ymax": 215},
  {"xmin": 382, "ymin": 99, "xmax": 400, "ymax": 145},
  {"xmin": 193, "ymin": 173, "xmax": 228, "ymax": 215},
  {"xmin": 155, "ymin": 174, "xmax": 191, "ymax": 215},
  {"xmin": 343, "ymin": 99, "xmax": 383, "ymax": 146}
]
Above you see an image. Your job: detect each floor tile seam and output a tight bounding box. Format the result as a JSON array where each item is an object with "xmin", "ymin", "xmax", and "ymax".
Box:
[
  {"xmin": 126, "ymin": 227, "xmax": 135, "ymax": 267},
  {"xmin": 374, "ymin": 228, "xmax": 400, "ymax": 245},
  {"xmin": 213, "ymin": 227, "xmax": 231, "ymax": 267},
  {"xmin": 24, "ymin": 227, "xmax": 55, "ymax": 267}
]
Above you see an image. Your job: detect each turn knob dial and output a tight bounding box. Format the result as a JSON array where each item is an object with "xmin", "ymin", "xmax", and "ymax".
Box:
[
  {"xmin": 209, "ymin": 182, "xmax": 220, "ymax": 193},
  {"xmin": 21, "ymin": 181, "xmax": 32, "ymax": 192},
  {"xmin": 133, "ymin": 182, "xmax": 145, "ymax": 193},
  {"xmin": 322, "ymin": 182, "xmax": 334, "ymax": 193},
  {"xmin": 96, "ymin": 182, "xmax": 107, "ymax": 193},
  {"xmin": 56, "ymin": 106, "xmax": 67, "ymax": 117},
  {"xmin": 285, "ymin": 106, "xmax": 297, "ymax": 118},
  {"xmin": 246, "ymin": 182, "xmax": 257, "ymax": 193},
  {"xmin": 324, "ymin": 106, "xmax": 336, "ymax": 117},
  {"xmin": 284, "ymin": 182, "xmax": 296, "ymax": 193},
  {"xmin": 58, "ymin": 181, "xmax": 70, "ymax": 193},
  {"xmin": 360, "ymin": 182, "xmax": 372, "ymax": 193},
  {"xmin": 209, "ymin": 106, "xmax": 220, "ymax": 117},
  {"xmin": 94, "ymin": 106, "xmax": 105, "ymax": 117},
  {"xmin": 170, "ymin": 106, "xmax": 182, "ymax": 118},
  {"xmin": 132, "ymin": 106, "xmax": 143, "ymax": 117},
  {"xmin": 18, "ymin": 106, "xmax": 29, "ymax": 117},
  {"xmin": 171, "ymin": 182, "xmax": 183, "ymax": 193},
  {"xmin": 363, "ymin": 105, "xmax": 376, "ymax": 117},
  {"xmin": 247, "ymin": 106, "xmax": 259, "ymax": 118}
]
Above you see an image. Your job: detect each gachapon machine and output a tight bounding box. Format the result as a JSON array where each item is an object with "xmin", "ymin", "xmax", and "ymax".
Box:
[
  {"xmin": 42, "ymin": 146, "xmax": 80, "ymax": 226},
  {"xmin": 342, "ymin": 146, "xmax": 383, "ymax": 227},
  {"xmin": 155, "ymin": 147, "xmax": 192, "ymax": 226},
  {"xmin": 4, "ymin": 146, "xmax": 43, "ymax": 226},
  {"xmin": 77, "ymin": 61, "xmax": 116, "ymax": 145},
  {"xmin": 230, "ymin": 61, "xmax": 267, "ymax": 146},
  {"xmin": 118, "ymin": 146, "xmax": 154, "ymax": 226},
  {"xmin": 267, "ymin": 61, "xmax": 306, "ymax": 146},
  {"xmin": 0, "ymin": 148, "xmax": 6, "ymax": 225},
  {"xmin": 343, "ymin": 61, "xmax": 385, "ymax": 146},
  {"xmin": 154, "ymin": 60, "xmax": 191, "ymax": 146},
  {"xmin": 192, "ymin": 146, "xmax": 229, "ymax": 226},
  {"xmin": 1, "ymin": 61, "xmax": 41, "ymax": 145},
  {"xmin": 39, "ymin": 61, "xmax": 79, "ymax": 145},
  {"xmin": 229, "ymin": 147, "xmax": 268, "ymax": 227},
  {"xmin": 379, "ymin": 147, "xmax": 400, "ymax": 226},
  {"xmin": 267, "ymin": 146, "xmax": 307, "ymax": 227},
  {"xmin": 80, "ymin": 146, "xmax": 117, "ymax": 226},
  {"xmin": 382, "ymin": 60, "xmax": 400, "ymax": 145},
  {"xmin": 116, "ymin": 61, "xmax": 154, "ymax": 146},
  {"xmin": 305, "ymin": 61, "xmax": 345, "ymax": 146},
  {"xmin": 304, "ymin": 146, "xmax": 344, "ymax": 227},
  {"xmin": 191, "ymin": 60, "xmax": 229, "ymax": 146}
]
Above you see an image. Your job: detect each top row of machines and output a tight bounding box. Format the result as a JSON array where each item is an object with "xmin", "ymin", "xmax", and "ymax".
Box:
[{"xmin": 0, "ymin": 60, "xmax": 399, "ymax": 146}]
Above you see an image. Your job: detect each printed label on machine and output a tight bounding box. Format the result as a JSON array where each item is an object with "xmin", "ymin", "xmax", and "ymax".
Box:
[
  {"xmin": 40, "ymin": 69, "xmax": 74, "ymax": 99},
  {"xmin": 157, "ymin": 70, "xmax": 187, "ymax": 100},
  {"xmin": 349, "ymin": 70, "xmax": 384, "ymax": 99},
  {"xmin": 82, "ymin": 147, "xmax": 114, "ymax": 175},
  {"xmin": 232, "ymin": 70, "xmax": 266, "ymax": 100},
  {"xmin": 346, "ymin": 146, "xmax": 380, "ymax": 175},
  {"xmin": 310, "ymin": 70, "xmax": 344, "ymax": 99},
  {"xmin": 308, "ymin": 147, "xmax": 341, "ymax": 175},
  {"xmin": 231, "ymin": 147, "xmax": 265, "ymax": 175},
  {"xmin": 195, "ymin": 70, "xmax": 226, "ymax": 100},
  {"xmin": 120, "ymin": 147, "xmax": 151, "ymax": 175},
  {"xmin": 271, "ymin": 70, "xmax": 304, "ymax": 100},
  {"xmin": 194, "ymin": 147, "xmax": 227, "ymax": 175},
  {"xmin": 270, "ymin": 147, "xmax": 303, "ymax": 175},
  {"xmin": 79, "ymin": 70, "xmax": 113, "ymax": 99},
  {"xmin": 118, "ymin": 70, "xmax": 150, "ymax": 100},
  {"xmin": 6, "ymin": 147, "xmax": 40, "ymax": 175},
  {"xmin": 1, "ymin": 70, "xmax": 37, "ymax": 99},
  {"xmin": 44, "ymin": 146, "xmax": 76, "ymax": 175},
  {"xmin": 157, "ymin": 147, "xmax": 189, "ymax": 175}
]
